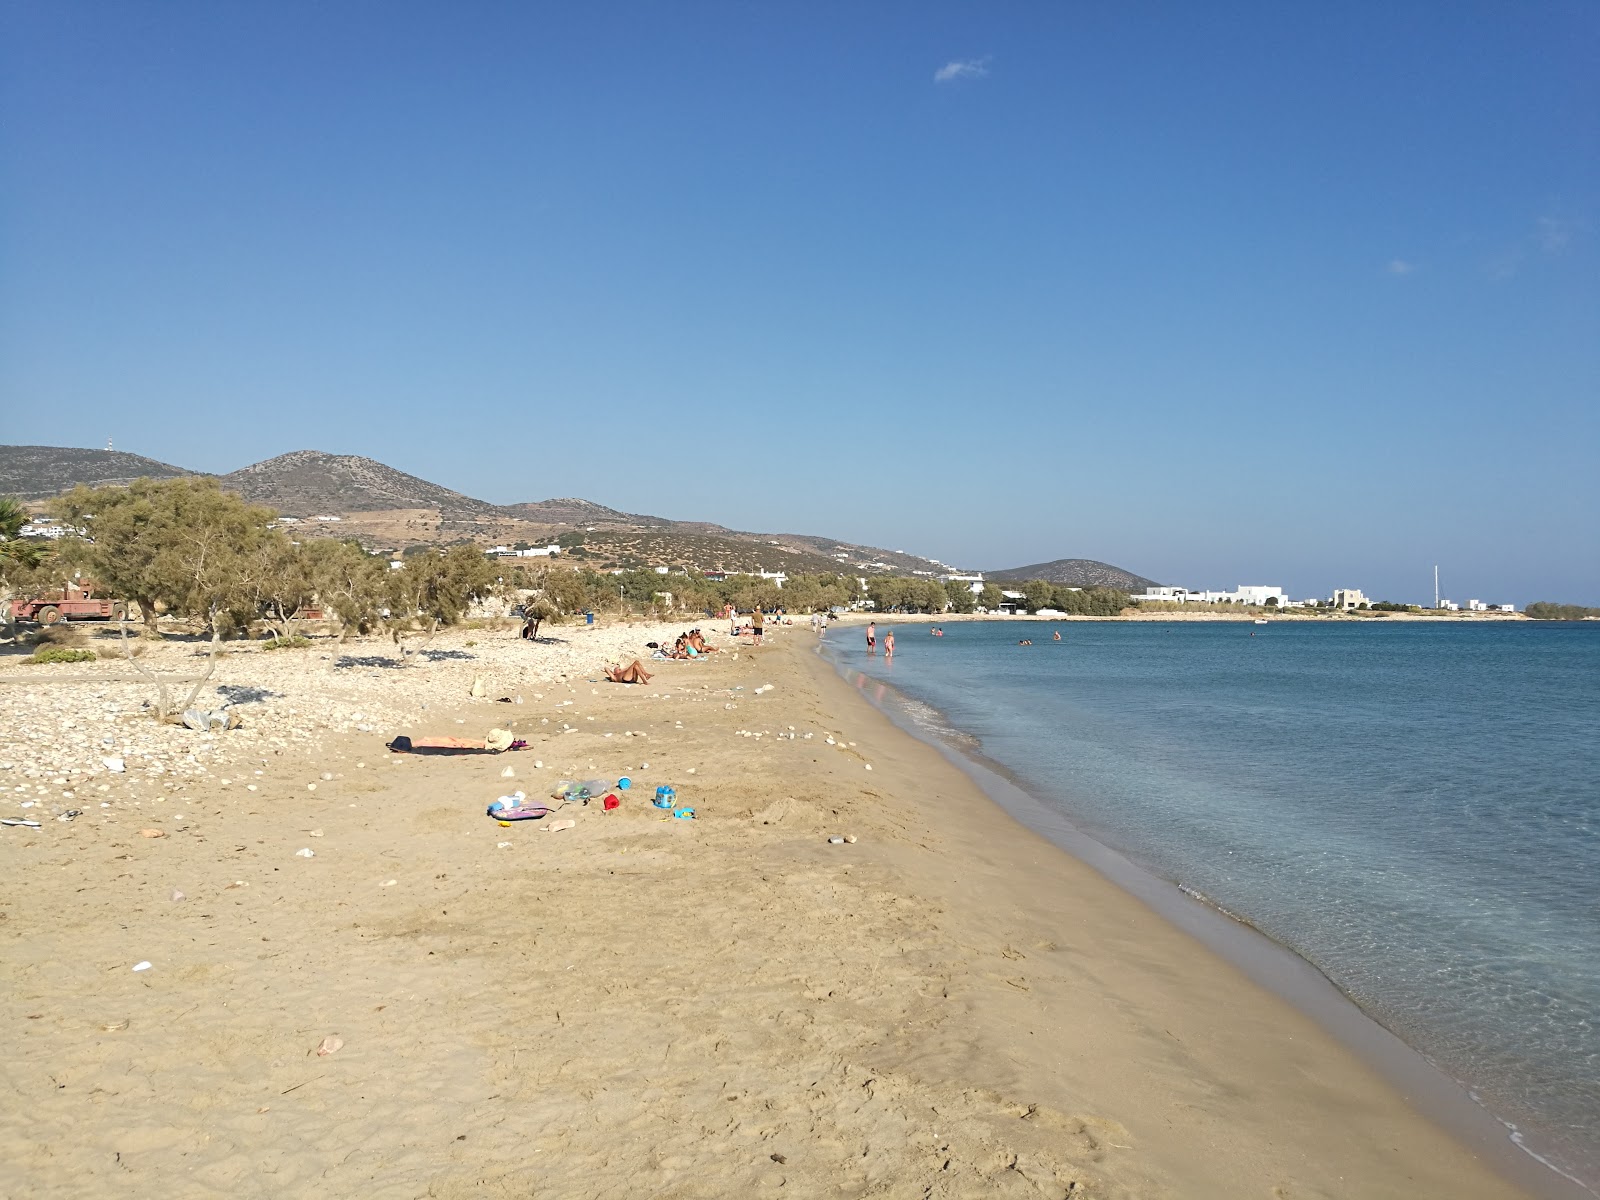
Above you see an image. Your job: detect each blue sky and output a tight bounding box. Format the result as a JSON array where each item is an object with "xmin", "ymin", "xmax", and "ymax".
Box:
[{"xmin": 3, "ymin": 3, "xmax": 1596, "ymax": 604}]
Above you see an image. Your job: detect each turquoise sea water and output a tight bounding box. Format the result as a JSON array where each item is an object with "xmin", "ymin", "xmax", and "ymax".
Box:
[{"xmin": 823, "ymin": 620, "xmax": 1600, "ymax": 1191}]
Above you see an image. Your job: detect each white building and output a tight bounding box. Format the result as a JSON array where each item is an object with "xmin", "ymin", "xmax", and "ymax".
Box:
[
  {"xmin": 1133, "ymin": 584, "xmax": 1289, "ymax": 606},
  {"xmin": 1332, "ymin": 588, "xmax": 1370, "ymax": 610},
  {"xmin": 940, "ymin": 572, "xmax": 986, "ymax": 596},
  {"xmin": 18, "ymin": 521, "xmax": 69, "ymax": 540},
  {"xmin": 490, "ymin": 544, "xmax": 561, "ymax": 559},
  {"xmin": 757, "ymin": 570, "xmax": 787, "ymax": 588}
]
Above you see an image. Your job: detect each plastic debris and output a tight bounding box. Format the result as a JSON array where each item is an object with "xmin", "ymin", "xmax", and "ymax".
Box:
[
  {"xmin": 315, "ymin": 1035, "xmax": 344, "ymax": 1057},
  {"xmin": 132, "ymin": 961, "xmax": 152, "ymax": 972},
  {"xmin": 102, "ymin": 757, "xmax": 126, "ymax": 773},
  {"xmin": 170, "ymin": 889, "xmax": 185, "ymax": 901},
  {"xmin": 295, "ymin": 848, "xmax": 315, "ymax": 858},
  {"xmin": 500, "ymin": 766, "xmax": 515, "ymax": 778},
  {"xmin": 545, "ymin": 819, "xmax": 576, "ymax": 833}
]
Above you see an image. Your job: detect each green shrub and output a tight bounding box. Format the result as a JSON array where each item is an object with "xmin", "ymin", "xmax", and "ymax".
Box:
[
  {"xmin": 31, "ymin": 647, "xmax": 97, "ymax": 664},
  {"xmin": 261, "ymin": 635, "xmax": 312, "ymax": 651}
]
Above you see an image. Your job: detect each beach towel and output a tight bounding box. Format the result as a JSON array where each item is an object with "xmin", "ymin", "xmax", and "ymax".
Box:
[{"xmin": 388, "ymin": 732, "xmax": 528, "ymax": 755}]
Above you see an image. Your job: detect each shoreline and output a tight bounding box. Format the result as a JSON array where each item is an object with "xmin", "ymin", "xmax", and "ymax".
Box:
[
  {"xmin": 814, "ymin": 638, "xmax": 1589, "ymax": 1200},
  {"xmin": 0, "ymin": 620, "xmax": 1566, "ymax": 1196},
  {"xmin": 834, "ymin": 610, "xmax": 1532, "ymax": 623}
]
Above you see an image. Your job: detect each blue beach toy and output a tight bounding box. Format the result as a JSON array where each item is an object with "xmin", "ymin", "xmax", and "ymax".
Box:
[
  {"xmin": 653, "ymin": 786, "xmax": 676, "ymax": 809},
  {"xmin": 671, "ymin": 808, "xmax": 696, "ymax": 820},
  {"xmin": 617, "ymin": 777, "xmax": 632, "ymax": 790}
]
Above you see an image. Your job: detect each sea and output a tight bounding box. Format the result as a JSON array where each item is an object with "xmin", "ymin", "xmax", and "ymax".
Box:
[{"xmin": 821, "ymin": 619, "xmax": 1600, "ymax": 1194}]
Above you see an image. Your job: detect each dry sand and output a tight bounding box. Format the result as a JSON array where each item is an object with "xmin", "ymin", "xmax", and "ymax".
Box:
[{"xmin": 0, "ymin": 618, "xmax": 1538, "ymax": 1198}]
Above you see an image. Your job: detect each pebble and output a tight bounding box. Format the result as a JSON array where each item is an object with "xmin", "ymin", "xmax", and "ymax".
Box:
[{"xmin": 132, "ymin": 961, "xmax": 152, "ymax": 972}]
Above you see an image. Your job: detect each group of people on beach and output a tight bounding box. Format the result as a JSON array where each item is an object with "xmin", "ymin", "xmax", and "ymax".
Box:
[{"xmin": 658, "ymin": 628, "xmax": 719, "ymax": 659}]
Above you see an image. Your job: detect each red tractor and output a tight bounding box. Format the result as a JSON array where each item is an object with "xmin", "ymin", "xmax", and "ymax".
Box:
[{"xmin": 9, "ymin": 583, "xmax": 129, "ymax": 625}]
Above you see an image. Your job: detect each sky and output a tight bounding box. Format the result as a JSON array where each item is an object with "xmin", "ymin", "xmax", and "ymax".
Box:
[{"xmin": 2, "ymin": 3, "xmax": 1596, "ymax": 605}]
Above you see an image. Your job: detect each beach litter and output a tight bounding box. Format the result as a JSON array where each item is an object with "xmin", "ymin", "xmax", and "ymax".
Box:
[
  {"xmin": 314, "ymin": 1036, "xmax": 344, "ymax": 1057},
  {"xmin": 170, "ymin": 889, "xmax": 185, "ymax": 901},
  {"xmin": 295, "ymin": 848, "xmax": 315, "ymax": 858},
  {"xmin": 180, "ymin": 707, "xmax": 240, "ymax": 732},
  {"xmin": 102, "ymin": 757, "xmax": 126, "ymax": 773},
  {"xmin": 2, "ymin": 819, "xmax": 41, "ymax": 828},
  {"xmin": 545, "ymin": 819, "xmax": 576, "ymax": 833},
  {"xmin": 132, "ymin": 961, "xmax": 152, "ymax": 972},
  {"xmin": 487, "ymin": 791, "xmax": 554, "ymax": 821}
]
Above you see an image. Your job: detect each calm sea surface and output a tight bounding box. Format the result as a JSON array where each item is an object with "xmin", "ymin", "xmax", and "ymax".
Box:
[{"xmin": 823, "ymin": 620, "xmax": 1600, "ymax": 1189}]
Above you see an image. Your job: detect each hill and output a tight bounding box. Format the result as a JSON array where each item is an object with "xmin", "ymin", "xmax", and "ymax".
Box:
[
  {"xmin": 988, "ymin": 558, "xmax": 1159, "ymax": 591},
  {"xmin": 220, "ymin": 450, "xmax": 499, "ymax": 517},
  {"xmin": 0, "ymin": 445, "xmax": 192, "ymax": 500},
  {"xmin": 1, "ymin": 443, "xmax": 972, "ymax": 577}
]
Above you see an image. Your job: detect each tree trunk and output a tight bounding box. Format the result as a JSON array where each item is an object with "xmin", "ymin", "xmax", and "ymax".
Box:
[
  {"xmin": 174, "ymin": 605, "xmax": 224, "ymax": 714},
  {"xmin": 120, "ymin": 612, "xmax": 172, "ymax": 720}
]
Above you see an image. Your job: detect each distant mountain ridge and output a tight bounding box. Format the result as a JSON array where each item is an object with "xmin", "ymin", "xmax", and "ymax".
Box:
[
  {"xmin": 221, "ymin": 450, "xmax": 498, "ymax": 515},
  {"xmin": 0, "ymin": 445, "xmax": 193, "ymax": 499},
  {"xmin": 0, "ymin": 444, "xmax": 974, "ymax": 577},
  {"xmin": 988, "ymin": 558, "xmax": 1159, "ymax": 591}
]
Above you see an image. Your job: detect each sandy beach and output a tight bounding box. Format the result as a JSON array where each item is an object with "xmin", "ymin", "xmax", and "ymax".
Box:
[{"xmin": 0, "ymin": 617, "xmax": 1544, "ymax": 1198}]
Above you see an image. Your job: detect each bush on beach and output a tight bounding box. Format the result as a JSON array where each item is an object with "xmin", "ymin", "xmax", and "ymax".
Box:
[{"xmin": 30, "ymin": 646, "xmax": 97, "ymax": 664}]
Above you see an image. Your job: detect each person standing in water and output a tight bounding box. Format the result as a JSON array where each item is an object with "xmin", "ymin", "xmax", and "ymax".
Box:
[
  {"xmin": 1052, "ymin": 629, "xmax": 1061, "ymax": 641},
  {"xmin": 866, "ymin": 621, "xmax": 877, "ymax": 655},
  {"xmin": 884, "ymin": 630, "xmax": 895, "ymax": 659}
]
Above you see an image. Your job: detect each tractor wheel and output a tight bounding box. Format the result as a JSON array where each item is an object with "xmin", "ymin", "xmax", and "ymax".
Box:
[
  {"xmin": 36, "ymin": 606, "xmax": 61, "ymax": 625},
  {"xmin": 111, "ymin": 602, "xmax": 128, "ymax": 621}
]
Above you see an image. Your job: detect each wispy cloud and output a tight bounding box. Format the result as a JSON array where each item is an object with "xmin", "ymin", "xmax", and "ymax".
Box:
[
  {"xmin": 934, "ymin": 56, "xmax": 991, "ymax": 84},
  {"xmin": 1387, "ymin": 259, "xmax": 1416, "ymax": 276},
  {"xmin": 1536, "ymin": 215, "xmax": 1578, "ymax": 254},
  {"xmin": 1486, "ymin": 214, "xmax": 1585, "ymax": 278}
]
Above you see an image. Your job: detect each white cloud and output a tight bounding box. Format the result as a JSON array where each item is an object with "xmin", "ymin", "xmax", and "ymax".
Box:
[
  {"xmin": 1387, "ymin": 259, "xmax": 1416, "ymax": 276},
  {"xmin": 934, "ymin": 56, "xmax": 991, "ymax": 84}
]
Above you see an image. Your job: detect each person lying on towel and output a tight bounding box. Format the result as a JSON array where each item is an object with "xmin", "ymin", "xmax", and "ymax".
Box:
[{"xmin": 604, "ymin": 660, "xmax": 654, "ymax": 684}]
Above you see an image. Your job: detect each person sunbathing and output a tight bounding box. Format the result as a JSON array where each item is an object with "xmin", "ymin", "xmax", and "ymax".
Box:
[
  {"xmin": 605, "ymin": 660, "xmax": 654, "ymax": 684},
  {"xmin": 686, "ymin": 629, "xmax": 718, "ymax": 653}
]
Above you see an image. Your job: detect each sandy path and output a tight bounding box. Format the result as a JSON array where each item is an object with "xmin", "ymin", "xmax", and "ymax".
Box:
[{"xmin": 0, "ymin": 622, "xmax": 1536, "ymax": 1198}]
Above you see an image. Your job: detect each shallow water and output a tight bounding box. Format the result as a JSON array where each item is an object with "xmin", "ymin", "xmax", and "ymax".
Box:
[{"xmin": 824, "ymin": 619, "xmax": 1600, "ymax": 1190}]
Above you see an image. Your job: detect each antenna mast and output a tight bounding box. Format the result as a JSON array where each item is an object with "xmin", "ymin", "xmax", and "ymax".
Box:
[{"xmin": 1434, "ymin": 564, "xmax": 1439, "ymax": 610}]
